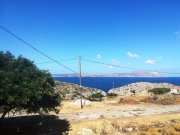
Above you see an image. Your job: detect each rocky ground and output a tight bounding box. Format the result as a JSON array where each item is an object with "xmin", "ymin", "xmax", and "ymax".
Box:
[
  {"xmin": 58, "ymin": 102, "xmax": 180, "ymax": 122},
  {"xmin": 59, "ymin": 100, "xmax": 180, "ymax": 135},
  {"xmin": 54, "ymin": 81, "xmax": 106, "ymax": 100},
  {"xmin": 108, "ymin": 82, "xmax": 177, "ymax": 96}
]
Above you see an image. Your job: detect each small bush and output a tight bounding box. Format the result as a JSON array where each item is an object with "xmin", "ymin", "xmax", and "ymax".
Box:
[
  {"xmin": 148, "ymin": 88, "xmax": 170, "ymax": 95},
  {"xmin": 119, "ymin": 98, "xmax": 124, "ymax": 103},
  {"xmin": 107, "ymin": 93, "xmax": 118, "ymax": 97},
  {"xmin": 174, "ymin": 123, "xmax": 180, "ymax": 131},
  {"xmin": 138, "ymin": 120, "xmax": 180, "ymax": 135},
  {"xmin": 88, "ymin": 92, "xmax": 104, "ymax": 101},
  {"xmin": 140, "ymin": 96, "xmax": 175, "ymax": 105},
  {"xmin": 152, "ymin": 95, "xmax": 158, "ymax": 101},
  {"xmin": 159, "ymin": 98, "xmax": 174, "ymax": 105}
]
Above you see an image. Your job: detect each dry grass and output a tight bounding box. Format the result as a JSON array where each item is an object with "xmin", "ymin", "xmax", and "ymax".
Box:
[
  {"xmin": 117, "ymin": 95, "xmax": 180, "ymax": 105},
  {"xmin": 60, "ymin": 95, "xmax": 180, "ymax": 114},
  {"xmin": 69, "ymin": 114, "xmax": 180, "ymax": 135},
  {"xmin": 60, "ymin": 101, "xmax": 106, "ymax": 113},
  {"xmin": 60, "ymin": 100, "xmax": 135, "ymax": 114},
  {"xmin": 59, "ymin": 95, "xmax": 180, "ymax": 134},
  {"xmin": 139, "ymin": 95, "xmax": 180, "ymax": 105}
]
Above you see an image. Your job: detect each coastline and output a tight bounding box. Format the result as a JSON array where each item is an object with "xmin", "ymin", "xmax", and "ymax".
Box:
[{"xmin": 54, "ymin": 77, "xmax": 180, "ymax": 92}]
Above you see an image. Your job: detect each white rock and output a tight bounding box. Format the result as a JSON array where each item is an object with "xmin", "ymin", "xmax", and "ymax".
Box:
[
  {"xmin": 74, "ymin": 99, "xmax": 91, "ymax": 106},
  {"xmin": 108, "ymin": 82, "xmax": 176, "ymax": 97},
  {"xmin": 125, "ymin": 127, "xmax": 134, "ymax": 132}
]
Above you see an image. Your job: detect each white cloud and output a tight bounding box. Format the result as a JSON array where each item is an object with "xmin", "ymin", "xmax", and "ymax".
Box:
[
  {"xmin": 174, "ymin": 31, "xmax": 180, "ymax": 38},
  {"xmin": 96, "ymin": 54, "xmax": 102, "ymax": 60},
  {"xmin": 146, "ymin": 59, "xmax": 155, "ymax": 64},
  {"xmin": 152, "ymin": 72, "xmax": 161, "ymax": 76},
  {"xmin": 127, "ymin": 52, "xmax": 139, "ymax": 58}
]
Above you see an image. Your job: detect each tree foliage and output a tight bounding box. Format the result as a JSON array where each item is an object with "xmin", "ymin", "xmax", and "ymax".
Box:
[
  {"xmin": 148, "ymin": 88, "xmax": 170, "ymax": 95},
  {"xmin": 0, "ymin": 51, "xmax": 61, "ymax": 121},
  {"xmin": 88, "ymin": 92, "xmax": 104, "ymax": 101},
  {"xmin": 107, "ymin": 93, "xmax": 118, "ymax": 97}
]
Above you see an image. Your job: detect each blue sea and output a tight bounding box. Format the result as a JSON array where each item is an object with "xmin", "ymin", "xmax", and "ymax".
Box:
[{"xmin": 54, "ymin": 77, "xmax": 180, "ymax": 92}]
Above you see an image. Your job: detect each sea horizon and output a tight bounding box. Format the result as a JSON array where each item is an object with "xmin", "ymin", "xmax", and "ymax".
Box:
[{"xmin": 54, "ymin": 77, "xmax": 180, "ymax": 92}]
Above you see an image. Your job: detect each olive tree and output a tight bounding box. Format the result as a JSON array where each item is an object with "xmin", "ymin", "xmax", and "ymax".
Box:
[{"xmin": 0, "ymin": 51, "xmax": 61, "ymax": 122}]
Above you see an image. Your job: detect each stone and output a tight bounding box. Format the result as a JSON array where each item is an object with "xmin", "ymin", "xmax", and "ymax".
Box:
[{"xmin": 74, "ymin": 99, "xmax": 91, "ymax": 106}]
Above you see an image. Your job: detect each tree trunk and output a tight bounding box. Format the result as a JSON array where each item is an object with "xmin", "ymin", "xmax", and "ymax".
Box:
[{"xmin": 0, "ymin": 108, "xmax": 12, "ymax": 125}]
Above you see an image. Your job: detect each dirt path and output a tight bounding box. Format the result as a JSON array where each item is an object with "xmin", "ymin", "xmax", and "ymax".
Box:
[{"xmin": 58, "ymin": 104, "xmax": 180, "ymax": 122}]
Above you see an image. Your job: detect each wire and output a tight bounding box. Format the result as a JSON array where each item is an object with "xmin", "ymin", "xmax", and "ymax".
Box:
[
  {"xmin": 1, "ymin": 25, "xmax": 180, "ymax": 75},
  {"xmin": 0, "ymin": 25, "xmax": 79, "ymax": 75},
  {"xmin": 36, "ymin": 58, "xmax": 77, "ymax": 64},
  {"xmin": 82, "ymin": 59, "xmax": 140, "ymax": 70},
  {"xmin": 82, "ymin": 58, "xmax": 180, "ymax": 75}
]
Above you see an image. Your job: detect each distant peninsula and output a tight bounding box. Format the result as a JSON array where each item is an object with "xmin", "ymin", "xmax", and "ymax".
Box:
[{"xmin": 53, "ymin": 71, "xmax": 165, "ymax": 77}]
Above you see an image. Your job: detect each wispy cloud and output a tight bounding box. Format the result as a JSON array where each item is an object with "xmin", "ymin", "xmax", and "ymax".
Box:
[
  {"xmin": 174, "ymin": 31, "xmax": 180, "ymax": 39},
  {"xmin": 111, "ymin": 59, "xmax": 120, "ymax": 65},
  {"xmin": 127, "ymin": 52, "xmax": 139, "ymax": 58},
  {"xmin": 145, "ymin": 56, "xmax": 162, "ymax": 65},
  {"xmin": 96, "ymin": 54, "xmax": 102, "ymax": 60},
  {"xmin": 146, "ymin": 59, "xmax": 155, "ymax": 64},
  {"xmin": 108, "ymin": 59, "xmax": 120, "ymax": 69}
]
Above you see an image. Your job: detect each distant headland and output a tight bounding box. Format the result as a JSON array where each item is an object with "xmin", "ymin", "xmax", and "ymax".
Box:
[{"xmin": 53, "ymin": 71, "xmax": 165, "ymax": 77}]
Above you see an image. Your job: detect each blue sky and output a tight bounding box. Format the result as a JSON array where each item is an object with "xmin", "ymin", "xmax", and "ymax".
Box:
[{"xmin": 0, "ymin": 0, "xmax": 180, "ymax": 76}]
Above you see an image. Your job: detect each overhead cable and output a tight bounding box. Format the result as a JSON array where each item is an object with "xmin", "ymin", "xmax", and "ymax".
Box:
[{"xmin": 0, "ymin": 25, "xmax": 79, "ymax": 75}]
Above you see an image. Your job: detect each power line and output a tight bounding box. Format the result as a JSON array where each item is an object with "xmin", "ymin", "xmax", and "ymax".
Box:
[
  {"xmin": 0, "ymin": 25, "xmax": 79, "ymax": 75},
  {"xmin": 82, "ymin": 58, "xmax": 180, "ymax": 75},
  {"xmin": 36, "ymin": 58, "xmax": 77, "ymax": 64},
  {"xmin": 1, "ymin": 25, "xmax": 180, "ymax": 75},
  {"xmin": 82, "ymin": 59, "xmax": 140, "ymax": 70}
]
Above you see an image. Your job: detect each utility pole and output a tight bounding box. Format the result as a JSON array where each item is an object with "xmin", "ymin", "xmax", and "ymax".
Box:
[{"xmin": 78, "ymin": 56, "xmax": 83, "ymax": 109}]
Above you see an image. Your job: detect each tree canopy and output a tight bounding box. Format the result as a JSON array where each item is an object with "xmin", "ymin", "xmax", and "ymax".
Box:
[
  {"xmin": 0, "ymin": 51, "xmax": 61, "ymax": 121},
  {"xmin": 88, "ymin": 92, "xmax": 104, "ymax": 101},
  {"xmin": 148, "ymin": 88, "xmax": 170, "ymax": 95}
]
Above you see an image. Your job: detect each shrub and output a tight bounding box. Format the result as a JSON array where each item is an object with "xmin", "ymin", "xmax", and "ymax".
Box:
[
  {"xmin": 107, "ymin": 93, "xmax": 118, "ymax": 97},
  {"xmin": 152, "ymin": 95, "xmax": 158, "ymax": 101},
  {"xmin": 158, "ymin": 98, "xmax": 174, "ymax": 105},
  {"xmin": 88, "ymin": 92, "xmax": 104, "ymax": 101},
  {"xmin": 140, "ymin": 96, "xmax": 174, "ymax": 105},
  {"xmin": 148, "ymin": 88, "xmax": 170, "ymax": 95},
  {"xmin": 119, "ymin": 98, "xmax": 124, "ymax": 103}
]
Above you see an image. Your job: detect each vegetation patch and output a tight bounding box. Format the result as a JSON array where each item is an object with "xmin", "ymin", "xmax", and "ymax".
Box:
[
  {"xmin": 87, "ymin": 92, "xmax": 104, "ymax": 101},
  {"xmin": 140, "ymin": 95, "xmax": 180, "ymax": 105},
  {"xmin": 0, "ymin": 115, "xmax": 70, "ymax": 135},
  {"xmin": 0, "ymin": 51, "xmax": 61, "ymax": 122},
  {"xmin": 107, "ymin": 93, "xmax": 118, "ymax": 97},
  {"xmin": 119, "ymin": 98, "xmax": 139, "ymax": 104},
  {"xmin": 148, "ymin": 88, "xmax": 170, "ymax": 95},
  {"xmin": 75, "ymin": 118, "xmax": 180, "ymax": 135}
]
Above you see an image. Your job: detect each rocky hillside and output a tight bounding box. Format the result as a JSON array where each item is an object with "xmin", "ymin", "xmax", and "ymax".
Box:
[
  {"xmin": 108, "ymin": 82, "xmax": 176, "ymax": 96},
  {"xmin": 54, "ymin": 81, "xmax": 106, "ymax": 100}
]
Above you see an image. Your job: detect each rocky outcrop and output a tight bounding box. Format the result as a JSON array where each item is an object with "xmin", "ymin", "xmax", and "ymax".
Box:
[
  {"xmin": 54, "ymin": 81, "xmax": 106, "ymax": 100},
  {"xmin": 108, "ymin": 82, "xmax": 176, "ymax": 96}
]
